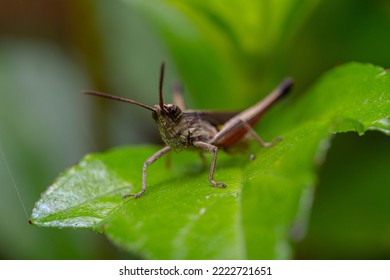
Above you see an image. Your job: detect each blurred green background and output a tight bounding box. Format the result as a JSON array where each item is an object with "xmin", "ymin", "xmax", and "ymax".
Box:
[{"xmin": 0, "ymin": 0, "xmax": 389, "ymax": 259}]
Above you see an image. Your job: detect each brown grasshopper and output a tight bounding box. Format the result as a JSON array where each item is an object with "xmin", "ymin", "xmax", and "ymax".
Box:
[{"xmin": 82, "ymin": 62, "xmax": 293, "ymax": 198}]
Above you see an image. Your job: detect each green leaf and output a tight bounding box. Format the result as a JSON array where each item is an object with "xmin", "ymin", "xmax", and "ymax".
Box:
[{"xmin": 30, "ymin": 62, "xmax": 390, "ymax": 259}]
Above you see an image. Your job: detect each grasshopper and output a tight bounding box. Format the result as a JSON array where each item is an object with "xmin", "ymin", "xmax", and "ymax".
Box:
[{"xmin": 82, "ymin": 62, "xmax": 293, "ymax": 198}]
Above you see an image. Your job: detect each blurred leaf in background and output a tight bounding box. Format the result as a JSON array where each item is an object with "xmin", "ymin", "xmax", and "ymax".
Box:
[
  {"xmin": 295, "ymin": 131, "xmax": 390, "ymax": 259},
  {"xmin": 1, "ymin": 0, "xmax": 389, "ymax": 259},
  {"xmin": 124, "ymin": 0, "xmax": 320, "ymax": 108}
]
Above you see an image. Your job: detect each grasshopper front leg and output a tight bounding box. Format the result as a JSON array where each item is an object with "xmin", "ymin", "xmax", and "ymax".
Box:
[
  {"xmin": 124, "ymin": 146, "xmax": 172, "ymax": 199},
  {"xmin": 193, "ymin": 141, "xmax": 226, "ymax": 188}
]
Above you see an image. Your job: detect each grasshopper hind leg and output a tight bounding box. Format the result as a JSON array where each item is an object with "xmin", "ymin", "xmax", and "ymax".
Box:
[
  {"xmin": 241, "ymin": 120, "xmax": 283, "ymax": 147},
  {"xmin": 193, "ymin": 141, "xmax": 226, "ymax": 189}
]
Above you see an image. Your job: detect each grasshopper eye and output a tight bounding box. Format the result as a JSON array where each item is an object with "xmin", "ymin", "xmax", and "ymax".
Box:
[
  {"xmin": 152, "ymin": 110, "xmax": 158, "ymax": 121},
  {"xmin": 166, "ymin": 104, "xmax": 182, "ymax": 120}
]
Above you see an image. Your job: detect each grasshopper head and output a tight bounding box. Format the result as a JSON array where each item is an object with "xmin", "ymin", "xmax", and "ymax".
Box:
[
  {"xmin": 152, "ymin": 103, "xmax": 182, "ymax": 122},
  {"xmin": 152, "ymin": 61, "xmax": 183, "ymax": 123}
]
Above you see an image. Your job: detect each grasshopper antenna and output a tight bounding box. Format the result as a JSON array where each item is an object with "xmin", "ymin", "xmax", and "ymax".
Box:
[
  {"xmin": 159, "ymin": 61, "xmax": 166, "ymax": 110},
  {"xmin": 81, "ymin": 90, "xmax": 156, "ymax": 112},
  {"xmin": 0, "ymin": 137, "xmax": 29, "ymax": 221}
]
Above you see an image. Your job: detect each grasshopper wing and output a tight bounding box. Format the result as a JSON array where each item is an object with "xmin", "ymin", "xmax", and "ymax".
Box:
[{"xmin": 184, "ymin": 110, "xmax": 239, "ymax": 127}]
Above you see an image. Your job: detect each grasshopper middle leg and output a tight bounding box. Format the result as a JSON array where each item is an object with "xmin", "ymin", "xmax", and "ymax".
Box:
[{"xmin": 193, "ymin": 141, "xmax": 226, "ymax": 188}]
